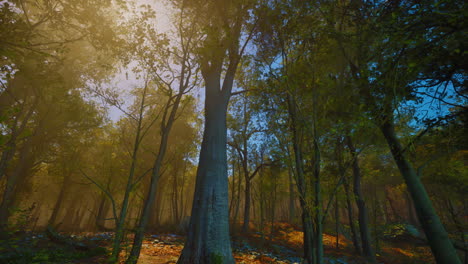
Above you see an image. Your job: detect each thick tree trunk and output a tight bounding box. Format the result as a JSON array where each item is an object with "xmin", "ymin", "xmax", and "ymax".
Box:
[
  {"xmin": 0, "ymin": 145, "xmax": 34, "ymax": 232},
  {"xmin": 405, "ymin": 191, "xmax": 419, "ymax": 226},
  {"xmin": 177, "ymin": 83, "xmax": 234, "ymax": 263},
  {"xmin": 380, "ymin": 117, "xmax": 461, "ymax": 264},
  {"xmin": 346, "ymin": 135, "xmax": 376, "ymax": 263}
]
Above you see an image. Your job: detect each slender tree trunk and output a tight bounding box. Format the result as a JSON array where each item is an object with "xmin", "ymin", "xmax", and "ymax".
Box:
[
  {"xmin": 313, "ymin": 139, "xmax": 323, "ymax": 264},
  {"xmin": 31, "ymin": 203, "xmax": 41, "ymax": 232},
  {"xmin": 289, "ymin": 167, "xmax": 296, "ymax": 223},
  {"xmin": 110, "ymin": 85, "xmax": 148, "ymax": 263},
  {"xmin": 96, "ymin": 193, "xmax": 110, "ymax": 230},
  {"xmin": 72, "ymin": 207, "xmax": 83, "ymax": 232},
  {"xmin": 234, "ymin": 161, "xmax": 242, "ymax": 225},
  {"xmin": 259, "ymin": 170, "xmax": 265, "ymax": 235},
  {"xmin": 126, "ymin": 119, "xmax": 179, "ymax": 263},
  {"xmin": 373, "ymin": 188, "xmax": 380, "ymax": 253},
  {"xmin": 269, "ymin": 166, "xmax": 278, "ymax": 240},
  {"xmin": 381, "ymin": 191, "xmax": 389, "ymax": 225},
  {"xmin": 344, "ymin": 176, "xmax": 361, "ymax": 255},
  {"xmin": 229, "ymin": 159, "xmax": 236, "ymax": 219},
  {"xmin": 242, "ymin": 176, "xmax": 251, "ymax": 232},
  {"xmin": 179, "ymin": 161, "xmax": 188, "ymax": 222},
  {"xmin": 149, "ymin": 182, "xmax": 165, "ymax": 229},
  {"xmin": 380, "ymin": 117, "xmax": 461, "ymax": 264},
  {"xmin": 346, "ymin": 135, "xmax": 376, "ymax": 263},
  {"xmin": 172, "ymin": 165, "xmax": 181, "ymax": 225},
  {"xmin": 287, "ymin": 94, "xmax": 315, "ymax": 264},
  {"xmin": 177, "ymin": 79, "xmax": 234, "ymax": 263},
  {"xmin": 48, "ymin": 172, "xmax": 71, "ymax": 227},
  {"xmin": 335, "ymin": 196, "xmax": 340, "ymax": 249},
  {"xmin": 385, "ymin": 189, "xmax": 399, "ymax": 222}
]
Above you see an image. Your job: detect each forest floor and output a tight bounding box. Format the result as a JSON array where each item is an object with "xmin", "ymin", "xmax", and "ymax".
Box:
[{"xmin": 0, "ymin": 222, "xmax": 434, "ymax": 264}]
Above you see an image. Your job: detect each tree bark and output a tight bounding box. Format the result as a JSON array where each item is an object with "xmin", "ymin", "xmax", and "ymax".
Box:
[
  {"xmin": 380, "ymin": 117, "xmax": 461, "ymax": 264},
  {"xmin": 177, "ymin": 74, "xmax": 234, "ymax": 263}
]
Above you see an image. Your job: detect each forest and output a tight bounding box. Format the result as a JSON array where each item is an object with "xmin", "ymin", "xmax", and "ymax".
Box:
[{"xmin": 0, "ymin": 0, "xmax": 466, "ymax": 263}]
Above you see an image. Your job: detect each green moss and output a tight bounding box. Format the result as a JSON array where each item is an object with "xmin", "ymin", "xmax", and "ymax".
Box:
[
  {"xmin": 210, "ymin": 252, "xmax": 224, "ymax": 264},
  {"xmin": 0, "ymin": 238, "xmax": 108, "ymax": 264}
]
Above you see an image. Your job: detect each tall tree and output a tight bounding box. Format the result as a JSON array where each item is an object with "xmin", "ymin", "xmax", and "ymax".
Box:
[
  {"xmin": 228, "ymin": 93, "xmax": 266, "ymax": 233},
  {"xmin": 177, "ymin": 0, "xmax": 256, "ymax": 262},
  {"xmin": 125, "ymin": 3, "xmax": 199, "ymax": 263},
  {"xmin": 327, "ymin": 1, "xmax": 466, "ymax": 262}
]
